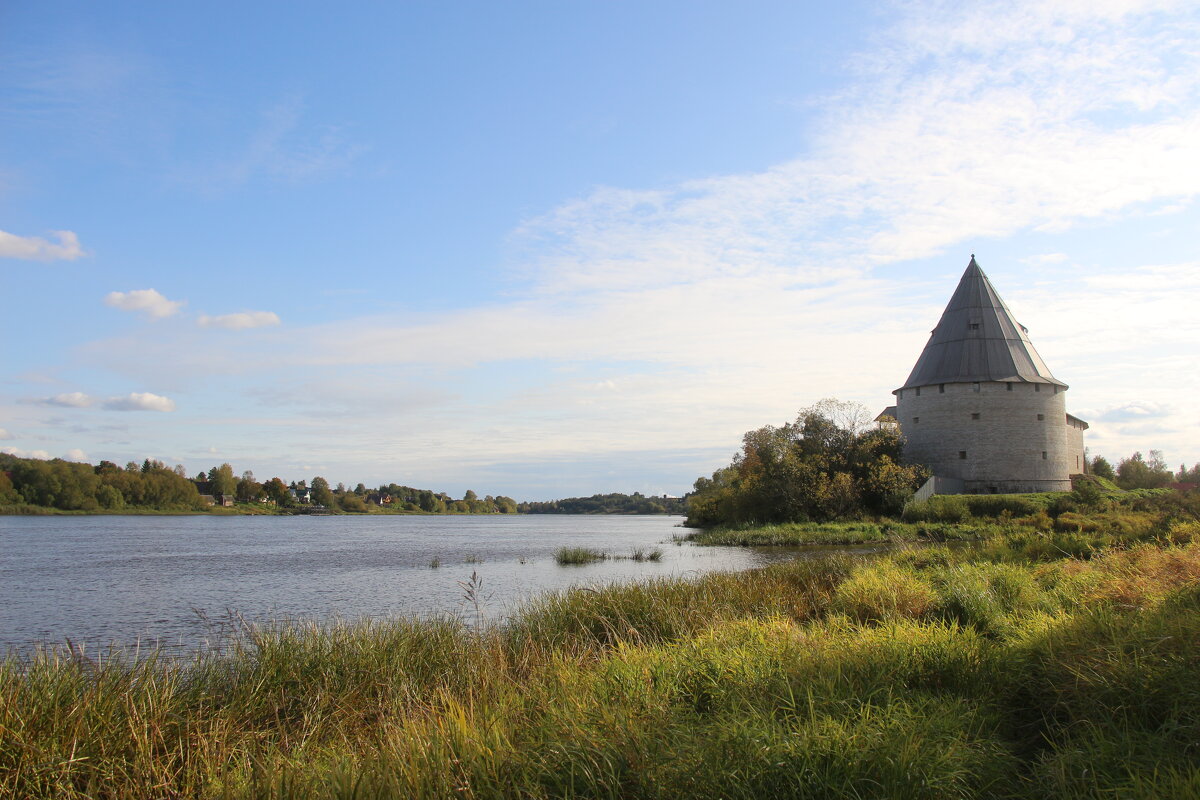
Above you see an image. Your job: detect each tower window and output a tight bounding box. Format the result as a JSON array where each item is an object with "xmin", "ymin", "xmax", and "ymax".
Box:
[
  {"xmin": 959, "ymin": 451, "xmax": 967, "ymax": 460},
  {"xmin": 971, "ymin": 413, "xmax": 980, "ymax": 420},
  {"xmin": 939, "ymin": 384, "xmax": 945, "ymax": 393},
  {"xmin": 912, "ymin": 417, "xmax": 919, "ymax": 424},
  {"xmin": 1007, "ymin": 382, "xmax": 1013, "ymax": 391},
  {"xmin": 972, "ymin": 382, "xmax": 980, "ymax": 393},
  {"xmin": 1037, "ymin": 414, "xmax": 1044, "ymax": 421},
  {"xmin": 969, "ymin": 323, "xmax": 980, "ymax": 330},
  {"xmin": 1042, "ymin": 451, "xmax": 1048, "ymax": 460},
  {"xmin": 1035, "ymin": 384, "xmax": 1041, "ymax": 392},
  {"xmin": 915, "ymin": 387, "xmax": 921, "ymax": 396}
]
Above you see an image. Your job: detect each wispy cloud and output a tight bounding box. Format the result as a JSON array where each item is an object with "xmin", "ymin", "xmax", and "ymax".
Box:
[
  {"xmin": 178, "ymin": 96, "xmax": 363, "ymax": 192},
  {"xmin": 104, "ymin": 288, "xmax": 184, "ymax": 319},
  {"xmin": 43, "ymin": 391, "xmax": 94, "ymax": 408},
  {"xmin": 0, "ymin": 427, "xmax": 14, "ymax": 440},
  {"xmin": 103, "ymin": 392, "xmax": 176, "ymax": 412},
  {"xmin": 0, "ymin": 230, "xmax": 86, "ymax": 261},
  {"xmin": 64, "ymin": 448, "xmax": 88, "ymax": 461},
  {"xmin": 38, "ymin": 390, "xmax": 176, "ymax": 412},
  {"xmin": 198, "ymin": 310, "xmax": 280, "ymax": 329}
]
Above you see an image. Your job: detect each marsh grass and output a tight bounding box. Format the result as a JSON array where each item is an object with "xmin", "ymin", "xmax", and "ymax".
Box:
[
  {"xmin": 553, "ymin": 546, "xmax": 607, "ymax": 565},
  {"xmin": 4, "ymin": 498, "xmax": 1200, "ymax": 798},
  {"xmin": 687, "ymin": 520, "xmax": 983, "ymax": 547}
]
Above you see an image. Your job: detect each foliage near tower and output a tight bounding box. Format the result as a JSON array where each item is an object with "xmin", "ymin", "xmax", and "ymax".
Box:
[{"xmin": 685, "ymin": 399, "xmax": 927, "ymax": 527}]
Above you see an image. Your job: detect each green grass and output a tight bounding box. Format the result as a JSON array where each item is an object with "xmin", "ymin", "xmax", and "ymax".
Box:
[
  {"xmin": 685, "ymin": 519, "xmax": 985, "ymax": 547},
  {"xmin": 3, "ymin": 498, "xmax": 1200, "ymax": 798},
  {"xmin": 554, "ymin": 546, "xmax": 607, "ymax": 565}
]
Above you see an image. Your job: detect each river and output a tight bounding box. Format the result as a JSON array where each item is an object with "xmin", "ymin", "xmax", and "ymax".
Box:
[{"xmin": 0, "ymin": 514, "xmax": 880, "ymax": 655}]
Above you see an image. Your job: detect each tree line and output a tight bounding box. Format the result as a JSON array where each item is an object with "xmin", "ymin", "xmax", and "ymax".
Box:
[
  {"xmin": 0, "ymin": 453, "xmax": 518, "ymax": 514},
  {"xmin": 518, "ymin": 492, "xmax": 686, "ymax": 515},
  {"xmin": 1088, "ymin": 450, "xmax": 1200, "ymax": 490}
]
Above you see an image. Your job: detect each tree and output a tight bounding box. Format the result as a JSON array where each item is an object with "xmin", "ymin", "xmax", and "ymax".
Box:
[
  {"xmin": 263, "ymin": 477, "xmax": 291, "ymax": 506},
  {"xmin": 311, "ymin": 476, "xmax": 336, "ymax": 508},
  {"xmin": 685, "ymin": 399, "xmax": 925, "ymax": 526},
  {"xmin": 237, "ymin": 471, "xmax": 264, "ymax": 502},
  {"xmin": 0, "ymin": 470, "xmax": 19, "ymax": 505},
  {"xmin": 1090, "ymin": 455, "xmax": 1115, "ymax": 480},
  {"xmin": 1115, "ymin": 451, "xmax": 1173, "ymax": 490},
  {"xmin": 208, "ymin": 463, "xmax": 237, "ymax": 499}
]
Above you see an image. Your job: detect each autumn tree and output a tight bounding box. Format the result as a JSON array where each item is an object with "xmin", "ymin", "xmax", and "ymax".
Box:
[
  {"xmin": 311, "ymin": 476, "xmax": 336, "ymax": 508},
  {"xmin": 686, "ymin": 399, "xmax": 925, "ymax": 527}
]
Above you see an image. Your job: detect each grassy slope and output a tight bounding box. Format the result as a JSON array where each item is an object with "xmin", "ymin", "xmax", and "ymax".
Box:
[{"xmin": 2, "ymin": 502, "xmax": 1199, "ymax": 798}]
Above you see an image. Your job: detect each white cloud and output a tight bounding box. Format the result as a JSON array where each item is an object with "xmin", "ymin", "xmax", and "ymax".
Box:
[
  {"xmin": 198, "ymin": 310, "xmax": 281, "ymax": 329},
  {"xmin": 2, "ymin": 447, "xmax": 51, "ymax": 460},
  {"xmin": 1098, "ymin": 401, "xmax": 1171, "ymax": 422},
  {"xmin": 104, "ymin": 288, "xmax": 184, "ymax": 319},
  {"xmin": 44, "ymin": 391, "xmax": 94, "ymax": 408},
  {"xmin": 0, "ymin": 229, "xmax": 86, "ymax": 261},
  {"xmin": 0, "ymin": 427, "xmax": 13, "ymax": 440},
  {"xmin": 103, "ymin": 392, "xmax": 176, "ymax": 412},
  {"xmin": 64, "ymin": 448, "xmax": 88, "ymax": 461}
]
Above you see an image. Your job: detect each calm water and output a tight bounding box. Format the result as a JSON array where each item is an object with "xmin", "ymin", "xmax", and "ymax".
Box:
[{"xmin": 0, "ymin": 514, "xmax": 879, "ymax": 654}]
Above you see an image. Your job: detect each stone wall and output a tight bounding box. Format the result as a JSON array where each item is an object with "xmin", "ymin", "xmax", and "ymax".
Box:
[{"xmin": 895, "ymin": 380, "xmax": 1075, "ymax": 493}]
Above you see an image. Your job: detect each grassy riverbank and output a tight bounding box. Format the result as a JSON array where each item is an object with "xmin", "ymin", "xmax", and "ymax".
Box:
[{"xmin": 3, "ymin": 497, "xmax": 1199, "ymax": 798}]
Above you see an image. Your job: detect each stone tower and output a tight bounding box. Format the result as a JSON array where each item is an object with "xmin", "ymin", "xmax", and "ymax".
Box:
[{"xmin": 890, "ymin": 256, "xmax": 1087, "ymax": 494}]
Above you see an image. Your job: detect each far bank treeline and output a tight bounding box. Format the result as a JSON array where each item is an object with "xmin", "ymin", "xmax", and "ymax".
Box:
[
  {"xmin": 683, "ymin": 398, "xmax": 1200, "ymax": 528},
  {"xmin": 0, "ymin": 453, "xmax": 522, "ymax": 515},
  {"xmin": 0, "ymin": 453, "xmax": 681, "ymax": 516}
]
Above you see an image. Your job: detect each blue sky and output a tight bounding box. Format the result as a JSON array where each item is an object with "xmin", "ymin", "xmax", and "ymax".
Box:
[{"xmin": 3, "ymin": 0, "xmax": 1199, "ymax": 499}]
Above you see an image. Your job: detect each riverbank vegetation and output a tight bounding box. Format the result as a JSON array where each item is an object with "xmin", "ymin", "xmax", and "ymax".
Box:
[
  {"xmin": 3, "ymin": 491, "xmax": 1198, "ymax": 798},
  {"xmin": 521, "ymin": 492, "xmax": 686, "ymax": 515},
  {"xmin": 0, "ymin": 453, "xmax": 519, "ymax": 516},
  {"xmin": 685, "ymin": 399, "xmax": 927, "ymax": 528}
]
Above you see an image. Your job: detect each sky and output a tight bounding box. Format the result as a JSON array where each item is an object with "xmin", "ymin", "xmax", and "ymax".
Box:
[{"xmin": 2, "ymin": 0, "xmax": 1199, "ymax": 500}]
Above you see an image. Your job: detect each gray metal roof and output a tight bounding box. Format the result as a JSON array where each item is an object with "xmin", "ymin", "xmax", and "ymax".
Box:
[{"xmin": 895, "ymin": 256, "xmax": 1066, "ymax": 392}]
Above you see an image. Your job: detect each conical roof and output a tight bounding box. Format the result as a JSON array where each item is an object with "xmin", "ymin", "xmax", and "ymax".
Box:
[{"xmin": 896, "ymin": 256, "xmax": 1066, "ymax": 392}]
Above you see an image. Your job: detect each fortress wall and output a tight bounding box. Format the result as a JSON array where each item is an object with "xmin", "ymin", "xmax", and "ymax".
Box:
[
  {"xmin": 1067, "ymin": 418, "xmax": 1087, "ymax": 475},
  {"xmin": 895, "ymin": 381, "xmax": 1073, "ymax": 493}
]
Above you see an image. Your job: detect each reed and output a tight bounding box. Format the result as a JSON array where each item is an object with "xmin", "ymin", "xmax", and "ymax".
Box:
[{"xmin": 553, "ymin": 546, "xmax": 607, "ymax": 565}]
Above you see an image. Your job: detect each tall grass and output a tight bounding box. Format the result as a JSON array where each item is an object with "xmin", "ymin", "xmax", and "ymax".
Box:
[
  {"xmin": 3, "ymin": 498, "xmax": 1199, "ymax": 798},
  {"xmin": 553, "ymin": 546, "xmax": 607, "ymax": 565}
]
